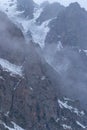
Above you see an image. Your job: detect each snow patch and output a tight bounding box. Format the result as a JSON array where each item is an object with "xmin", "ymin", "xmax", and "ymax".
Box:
[
  {"xmin": 12, "ymin": 122, "xmax": 25, "ymax": 130},
  {"xmin": 57, "ymin": 41, "xmax": 63, "ymax": 51},
  {"xmin": 25, "ymin": 19, "xmax": 50, "ymax": 48},
  {"xmin": 64, "ymin": 97, "xmax": 74, "ymax": 102},
  {"xmin": 55, "ymin": 118, "xmax": 60, "ymax": 123},
  {"xmin": 0, "ymin": 58, "xmax": 23, "ymax": 76},
  {"xmin": 83, "ymin": 50, "xmax": 87, "ymax": 56},
  {"xmin": 41, "ymin": 76, "xmax": 46, "ymax": 80},
  {"xmin": 4, "ymin": 111, "xmax": 9, "ymax": 117},
  {"xmin": 62, "ymin": 116, "xmax": 67, "ymax": 121},
  {"xmin": 30, "ymin": 87, "xmax": 33, "ymax": 91},
  {"xmin": 34, "ymin": 7, "xmax": 43, "ymax": 20},
  {"xmin": 30, "ymin": 19, "xmax": 50, "ymax": 48},
  {"xmin": 62, "ymin": 124, "xmax": 72, "ymax": 130},
  {"xmin": 0, "ymin": 76, "xmax": 4, "ymax": 80}
]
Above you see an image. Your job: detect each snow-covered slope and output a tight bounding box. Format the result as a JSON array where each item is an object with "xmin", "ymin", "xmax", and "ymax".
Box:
[
  {"xmin": 13, "ymin": 7, "xmax": 51, "ymax": 48},
  {"xmin": 0, "ymin": 58, "xmax": 22, "ymax": 76}
]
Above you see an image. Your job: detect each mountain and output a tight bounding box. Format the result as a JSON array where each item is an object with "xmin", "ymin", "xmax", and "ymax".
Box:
[
  {"xmin": 0, "ymin": 10, "xmax": 61, "ymax": 130},
  {"xmin": 43, "ymin": 2, "xmax": 87, "ymax": 110},
  {"xmin": 0, "ymin": 1, "xmax": 87, "ymax": 130},
  {"xmin": 36, "ymin": 2, "xmax": 65, "ymax": 25}
]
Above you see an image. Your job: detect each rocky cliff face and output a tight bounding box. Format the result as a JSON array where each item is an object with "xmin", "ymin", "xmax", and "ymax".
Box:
[
  {"xmin": 0, "ymin": 1, "xmax": 87, "ymax": 130},
  {"xmin": 46, "ymin": 2, "xmax": 87, "ymax": 49},
  {"xmin": 44, "ymin": 2, "xmax": 87, "ymax": 110},
  {"xmin": 0, "ymin": 11, "xmax": 60, "ymax": 130}
]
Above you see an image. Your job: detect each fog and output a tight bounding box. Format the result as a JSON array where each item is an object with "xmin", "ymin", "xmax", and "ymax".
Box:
[
  {"xmin": 0, "ymin": 0, "xmax": 87, "ymax": 109},
  {"xmin": 0, "ymin": 11, "xmax": 26, "ymax": 65},
  {"xmin": 43, "ymin": 43, "xmax": 87, "ymax": 108},
  {"xmin": 34, "ymin": 0, "xmax": 87, "ymax": 10}
]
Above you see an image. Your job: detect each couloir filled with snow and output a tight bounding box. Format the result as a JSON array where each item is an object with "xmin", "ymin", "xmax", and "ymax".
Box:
[
  {"xmin": 14, "ymin": 8, "xmax": 51, "ymax": 48},
  {"xmin": 0, "ymin": 0, "xmax": 51, "ymax": 48}
]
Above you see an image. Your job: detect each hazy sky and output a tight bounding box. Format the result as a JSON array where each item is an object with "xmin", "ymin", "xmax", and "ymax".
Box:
[{"xmin": 34, "ymin": 0, "xmax": 87, "ymax": 10}]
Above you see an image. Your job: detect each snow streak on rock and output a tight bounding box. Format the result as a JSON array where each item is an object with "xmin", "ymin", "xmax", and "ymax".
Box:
[
  {"xmin": 58, "ymin": 99, "xmax": 85, "ymax": 116},
  {"xmin": 1, "ymin": 120, "xmax": 24, "ymax": 130},
  {"xmin": 57, "ymin": 41, "xmax": 63, "ymax": 51},
  {"xmin": 62, "ymin": 124, "xmax": 72, "ymax": 130},
  {"xmin": 76, "ymin": 121, "xmax": 87, "ymax": 129}
]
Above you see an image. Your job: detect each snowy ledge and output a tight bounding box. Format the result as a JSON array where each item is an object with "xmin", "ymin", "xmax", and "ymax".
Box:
[{"xmin": 0, "ymin": 58, "xmax": 23, "ymax": 76}]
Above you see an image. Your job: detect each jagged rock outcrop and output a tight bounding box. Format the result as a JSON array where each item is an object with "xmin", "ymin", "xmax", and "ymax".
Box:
[{"xmin": 46, "ymin": 2, "xmax": 87, "ymax": 49}]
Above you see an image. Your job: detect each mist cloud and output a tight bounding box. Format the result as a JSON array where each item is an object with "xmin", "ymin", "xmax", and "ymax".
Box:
[{"xmin": 34, "ymin": 0, "xmax": 87, "ymax": 10}]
